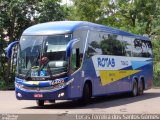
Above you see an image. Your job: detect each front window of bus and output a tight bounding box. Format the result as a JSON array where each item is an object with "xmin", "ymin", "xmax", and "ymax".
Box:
[{"xmin": 17, "ymin": 34, "xmax": 71, "ymax": 79}]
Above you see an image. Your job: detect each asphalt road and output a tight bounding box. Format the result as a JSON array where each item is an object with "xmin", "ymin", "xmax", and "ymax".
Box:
[
  {"xmin": 0, "ymin": 89, "xmax": 160, "ymax": 114},
  {"xmin": 0, "ymin": 89, "xmax": 160, "ymax": 115}
]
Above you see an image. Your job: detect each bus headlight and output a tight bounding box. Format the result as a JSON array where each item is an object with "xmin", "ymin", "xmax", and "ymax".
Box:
[
  {"xmin": 58, "ymin": 92, "xmax": 65, "ymax": 98},
  {"xmin": 17, "ymin": 93, "xmax": 22, "ymax": 97}
]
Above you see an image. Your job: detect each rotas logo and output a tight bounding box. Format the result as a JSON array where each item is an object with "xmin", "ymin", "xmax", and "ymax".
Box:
[{"xmin": 97, "ymin": 57, "xmax": 115, "ymax": 68}]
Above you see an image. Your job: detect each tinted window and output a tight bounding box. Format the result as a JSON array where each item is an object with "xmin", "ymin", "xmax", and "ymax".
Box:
[
  {"xmin": 100, "ymin": 33, "xmax": 125, "ymax": 56},
  {"xmin": 87, "ymin": 31, "xmax": 152, "ymax": 58},
  {"xmin": 71, "ymin": 30, "xmax": 88, "ymax": 72},
  {"xmin": 122, "ymin": 36, "xmax": 134, "ymax": 57},
  {"xmin": 87, "ymin": 31, "xmax": 125, "ymax": 57},
  {"xmin": 87, "ymin": 31, "xmax": 101, "ymax": 57},
  {"xmin": 121, "ymin": 37, "xmax": 152, "ymax": 58},
  {"xmin": 133, "ymin": 39, "xmax": 152, "ymax": 57},
  {"xmin": 73, "ymin": 30, "xmax": 88, "ymax": 57}
]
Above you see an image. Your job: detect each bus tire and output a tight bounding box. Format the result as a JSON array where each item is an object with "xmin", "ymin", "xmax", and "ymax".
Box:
[
  {"xmin": 131, "ymin": 80, "xmax": 138, "ymax": 97},
  {"xmin": 81, "ymin": 83, "xmax": 91, "ymax": 105},
  {"xmin": 49, "ymin": 100, "xmax": 55, "ymax": 103},
  {"xmin": 138, "ymin": 80, "xmax": 144, "ymax": 95},
  {"xmin": 36, "ymin": 100, "xmax": 44, "ymax": 106}
]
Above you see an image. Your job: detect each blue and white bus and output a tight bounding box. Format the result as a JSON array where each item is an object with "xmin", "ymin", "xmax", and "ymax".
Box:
[{"xmin": 7, "ymin": 21, "xmax": 153, "ymax": 106}]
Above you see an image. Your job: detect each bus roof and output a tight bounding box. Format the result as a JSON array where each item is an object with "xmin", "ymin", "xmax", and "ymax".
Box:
[{"xmin": 23, "ymin": 21, "xmax": 149, "ymax": 41}]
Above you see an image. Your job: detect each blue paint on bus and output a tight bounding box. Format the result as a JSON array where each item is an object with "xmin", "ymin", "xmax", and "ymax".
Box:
[{"xmin": 7, "ymin": 21, "xmax": 153, "ymax": 105}]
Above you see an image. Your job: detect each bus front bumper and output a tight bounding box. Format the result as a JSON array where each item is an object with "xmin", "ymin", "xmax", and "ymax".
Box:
[
  {"xmin": 15, "ymin": 87, "xmax": 68, "ymax": 100},
  {"xmin": 15, "ymin": 77, "xmax": 74, "ymax": 100}
]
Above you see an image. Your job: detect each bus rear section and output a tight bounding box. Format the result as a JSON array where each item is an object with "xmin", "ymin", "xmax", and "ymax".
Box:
[{"xmin": 84, "ymin": 30, "xmax": 153, "ymax": 97}]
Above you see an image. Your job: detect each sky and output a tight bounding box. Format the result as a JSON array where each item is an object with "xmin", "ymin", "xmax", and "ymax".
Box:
[{"xmin": 61, "ymin": 0, "xmax": 73, "ymax": 5}]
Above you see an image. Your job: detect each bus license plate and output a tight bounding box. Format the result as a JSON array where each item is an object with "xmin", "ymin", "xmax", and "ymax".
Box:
[{"xmin": 34, "ymin": 94, "xmax": 43, "ymax": 98}]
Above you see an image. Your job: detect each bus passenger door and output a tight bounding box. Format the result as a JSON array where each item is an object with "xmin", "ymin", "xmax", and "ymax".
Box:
[{"xmin": 69, "ymin": 41, "xmax": 83, "ymax": 98}]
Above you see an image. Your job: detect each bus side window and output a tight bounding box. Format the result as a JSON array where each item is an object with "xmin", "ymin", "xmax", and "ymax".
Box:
[
  {"xmin": 122, "ymin": 36, "xmax": 134, "ymax": 57},
  {"xmin": 141, "ymin": 41, "xmax": 152, "ymax": 57},
  {"xmin": 71, "ymin": 48, "xmax": 77, "ymax": 70},
  {"xmin": 72, "ymin": 29, "xmax": 88, "ymax": 72},
  {"xmin": 87, "ymin": 31, "xmax": 101, "ymax": 57}
]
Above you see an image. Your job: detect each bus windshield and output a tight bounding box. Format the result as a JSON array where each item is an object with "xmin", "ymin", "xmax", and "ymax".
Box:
[{"xmin": 17, "ymin": 34, "xmax": 71, "ymax": 78}]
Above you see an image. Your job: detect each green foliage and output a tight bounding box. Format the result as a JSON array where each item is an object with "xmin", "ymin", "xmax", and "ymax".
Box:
[
  {"xmin": 36, "ymin": 0, "xmax": 67, "ymax": 22},
  {"xmin": 0, "ymin": 80, "xmax": 5, "ymax": 88},
  {"xmin": 70, "ymin": 0, "xmax": 104, "ymax": 22},
  {"xmin": 153, "ymin": 63, "xmax": 160, "ymax": 86},
  {"xmin": 115, "ymin": 0, "xmax": 160, "ymax": 36},
  {"xmin": 0, "ymin": 79, "xmax": 15, "ymax": 90},
  {"xmin": 0, "ymin": 0, "xmax": 67, "ymax": 40},
  {"xmin": 69, "ymin": 0, "xmax": 160, "ymax": 35},
  {"xmin": 152, "ymin": 36, "xmax": 160, "ymax": 87}
]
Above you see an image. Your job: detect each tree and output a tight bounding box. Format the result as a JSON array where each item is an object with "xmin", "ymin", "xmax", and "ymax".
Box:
[
  {"xmin": 69, "ymin": 0, "xmax": 160, "ymax": 36},
  {"xmin": 114, "ymin": 0, "xmax": 160, "ymax": 36},
  {"xmin": 69, "ymin": 0, "xmax": 103, "ymax": 22},
  {"xmin": 37, "ymin": 0, "xmax": 68, "ymax": 22}
]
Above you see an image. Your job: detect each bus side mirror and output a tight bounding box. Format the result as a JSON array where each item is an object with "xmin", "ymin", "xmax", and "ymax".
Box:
[
  {"xmin": 66, "ymin": 39, "xmax": 79, "ymax": 58},
  {"xmin": 6, "ymin": 41, "xmax": 19, "ymax": 58}
]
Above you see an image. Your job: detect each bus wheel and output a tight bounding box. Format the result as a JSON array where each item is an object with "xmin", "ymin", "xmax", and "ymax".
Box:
[
  {"xmin": 138, "ymin": 80, "xmax": 144, "ymax": 95},
  {"xmin": 131, "ymin": 80, "xmax": 138, "ymax": 97},
  {"xmin": 81, "ymin": 83, "xmax": 91, "ymax": 105},
  {"xmin": 36, "ymin": 100, "xmax": 44, "ymax": 106}
]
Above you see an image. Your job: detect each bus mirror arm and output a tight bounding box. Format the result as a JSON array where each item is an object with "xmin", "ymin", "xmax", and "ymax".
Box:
[
  {"xmin": 6, "ymin": 41, "xmax": 19, "ymax": 58},
  {"xmin": 66, "ymin": 39, "xmax": 79, "ymax": 58}
]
